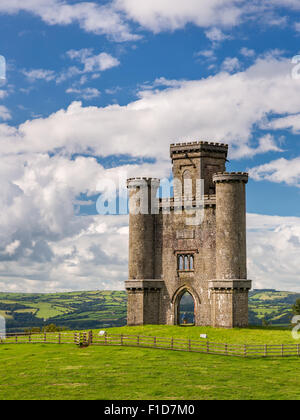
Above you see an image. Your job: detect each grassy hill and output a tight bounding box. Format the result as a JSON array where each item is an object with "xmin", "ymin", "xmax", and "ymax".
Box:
[
  {"xmin": 0, "ymin": 288, "xmax": 299, "ymax": 332},
  {"xmin": 249, "ymin": 289, "xmax": 300, "ymax": 326},
  {"xmin": 0, "ymin": 291, "xmax": 127, "ymax": 333},
  {"xmin": 0, "ymin": 325, "xmax": 300, "ymax": 400}
]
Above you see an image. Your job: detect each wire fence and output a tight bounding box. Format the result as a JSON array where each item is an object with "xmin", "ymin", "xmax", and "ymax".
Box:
[{"xmin": 1, "ymin": 331, "xmax": 300, "ymax": 358}]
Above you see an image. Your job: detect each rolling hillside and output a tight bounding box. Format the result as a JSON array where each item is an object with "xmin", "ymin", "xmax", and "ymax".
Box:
[
  {"xmin": 0, "ymin": 291, "xmax": 127, "ymax": 333},
  {"xmin": 0, "ymin": 289, "xmax": 299, "ymax": 332}
]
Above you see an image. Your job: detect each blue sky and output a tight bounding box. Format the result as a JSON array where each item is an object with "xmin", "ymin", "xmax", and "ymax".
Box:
[{"xmin": 1, "ymin": 0, "xmax": 300, "ymax": 293}]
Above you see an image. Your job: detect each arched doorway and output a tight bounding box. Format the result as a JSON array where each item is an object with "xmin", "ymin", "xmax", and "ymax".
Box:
[
  {"xmin": 178, "ymin": 291, "xmax": 195, "ymax": 325},
  {"xmin": 172, "ymin": 285, "xmax": 200, "ymax": 325}
]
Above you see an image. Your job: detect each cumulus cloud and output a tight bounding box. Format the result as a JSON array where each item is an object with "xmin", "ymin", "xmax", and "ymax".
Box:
[
  {"xmin": 249, "ymin": 156, "xmax": 300, "ymax": 186},
  {"xmin": 248, "ymin": 213, "xmax": 300, "ymax": 292},
  {"xmin": 0, "ymin": 55, "xmax": 298, "ymax": 160},
  {"xmin": 115, "ymin": 0, "xmax": 243, "ymax": 33},
  {"xmin": 0, "ymin": 0, "xmax": 138, "ymax": 42},
  {"xmin": 0, "ymin": 0, "xmax": 299, "ymax": 46},
  {"xmin": 1, "ymin": 55, "xmax": 300, "ymax": 291},
  {"xmin": 0, "ymin": 152, "xmax": 170, "ymax": 292}
]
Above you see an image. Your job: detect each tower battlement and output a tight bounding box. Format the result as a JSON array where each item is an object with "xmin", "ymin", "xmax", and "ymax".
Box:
[
  {"xmin": 170, "ymin": 141, "xmax": 228, "ymax": 159},
  {"xmin": 213, "ymin": 172, "xmax": 248, "ymax": 183}
]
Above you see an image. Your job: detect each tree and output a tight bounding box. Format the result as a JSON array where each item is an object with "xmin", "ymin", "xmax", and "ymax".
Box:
[
  {"xmin": 43, "ymin": 324, "xmax": 62, "ymax": 333},
  {"xmin": 292, "ymin": 299, "xmax": 300, "ymax": 315}
]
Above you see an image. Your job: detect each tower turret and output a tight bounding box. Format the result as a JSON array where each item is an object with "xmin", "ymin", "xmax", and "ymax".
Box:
[
  {"xmin": 127, "ymin": 177, "xmax": 160, "ymax": 280},
  {"xmin": 125, "ymin": 177, "xmax": 164, "ymax": 325},
  {"xmin": 209, "ymin": 172, "xmax": 251, "ymax": 328}
]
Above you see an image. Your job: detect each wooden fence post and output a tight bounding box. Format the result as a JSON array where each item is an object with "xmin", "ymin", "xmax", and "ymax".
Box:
[
  {"xmin": 137, "ymin": 335, "xmax": 139, "ymax": 346},
  {"xmin": 188, "ymin": 339, "xmax": 191, "ymax": 352},
  {"xmin": 88, "ymin": 331, "xmax": 93, "ymax": 345},
  {"xmin": 297, "ymin": 344, "xmax": 300, "ymax": 357},
  {"xmin": 244, "ymin": 345, "xmax": 247, "ymax": 357},
  {"xmin": 281, "ymin": 344, "xmax": 284, "ymax": 357},
  {"xmin": 154, "ymin": 336, "xmax": 156, "ymax": 347},
  {"xmin": 207, "ymin": 341, "xmax": 210, "ymax": 354},
  {"xmin": 58, "ymin": 333, "xmax": 61, "ymax": 344},
  {"xmin": 44, "ymin": 332, "xmax": 46, "ymax": 343},
  {"xmin": 120, "ymin": 334, "xmax": 123, "ymax": 346},
  {"xmin": 225, "ymin": 344, "xmax": 228, "ymax": 355},
  {"xmin": 171, "ymin": 337, "xmax": 173, "ymax": 350}
]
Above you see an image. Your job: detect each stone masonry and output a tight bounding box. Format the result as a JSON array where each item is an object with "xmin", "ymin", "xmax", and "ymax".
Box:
[{"xmin": 125, "ymin": 141, "xmax": 252, "ymax": 328}]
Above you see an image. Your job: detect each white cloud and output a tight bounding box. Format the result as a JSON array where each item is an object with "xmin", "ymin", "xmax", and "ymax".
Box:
[
  {"xmin": 0, "ymin": 55, "xmax": 297, "ymax": 159},
  {"xmin": 1, "ymin": 55, "xmax": 300, "ymax": 291},
  {"xmin": 222, "ymin": 57, "xmax": 241, "ymax": 72},
  {"xmin": 22, "ymin": 69, "xmax": 56, "ymax": 82},
  {"xmin": 205, "ymin": 27, "xmax": 231, "ymax": 43},
  {"xmin": 0, "ymin": 0, "xmax": 138, "ymax": 42},
  {"xmin": 269, "ymin": 0, "xmax": 300, "ymax": 10},
  {"xmin": 240, "ymin": 47, "xmax": 256, "ymax": 57},
  {"xmin": 67, "ymin": 49, "xmax": 120, "ymax": 72},
  {"xmin": 115, "ymin": 0, "xmax": 243, "ymax": 33},
  {"xmin": 267, "ymin": 113, "xmax": 300, "ymax": 133},
  {"xmin": 0, "ymin": 151, "xmax": 171, "ymax": 292},
  {"xmin": 249, "ymin": 156, "xmax": 300, "ymax": 186},
  {"xmin": 66, "ymin": 87, "xmax": 101, "ymax": 100},
  {"xmin": 248, "ymin": 213, "xmax": 300, "ymax": 292},
  {"xmin": 194, "ymin": 50, "xmax": 216, "ymax": 60},
  {"xmin": 0, "ymin": 0, "xmax": 299, "ymax": 45},
  {"xmin": 0, "ymin": 106, "xmax": 11, "ymax": 121},
  {"xmin": 0, "ymin": 90, "xmax": 8, "ymax": 99},
  {"xmin": 22, "ymin": 50, "xmax": 120, "ymax": 86}
]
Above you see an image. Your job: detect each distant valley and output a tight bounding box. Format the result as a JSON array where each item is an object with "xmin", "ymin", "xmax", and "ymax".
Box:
[{"xmin": 0, "ymin": 289, "xmax": 299, "ymax": 332}]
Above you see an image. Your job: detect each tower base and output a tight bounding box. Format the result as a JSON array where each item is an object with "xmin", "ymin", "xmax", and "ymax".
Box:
[
  {"xmin": 209, "ymin": 280, "xmax": 252, "ymax": 328},
  {"xmin": 125, "ymin": 280, "xmax": 164, "ymax": 326}
]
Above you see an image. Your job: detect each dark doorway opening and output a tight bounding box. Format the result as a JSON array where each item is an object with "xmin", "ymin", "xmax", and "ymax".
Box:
[{"xmin": 178, "ymin": 291, "xmax": 195, "ymax": 325}]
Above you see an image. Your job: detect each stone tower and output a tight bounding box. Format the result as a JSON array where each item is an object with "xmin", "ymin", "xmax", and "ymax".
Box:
[{"xmin": 125, "ymin": 141, "xmax": 251, "ymax": 328}]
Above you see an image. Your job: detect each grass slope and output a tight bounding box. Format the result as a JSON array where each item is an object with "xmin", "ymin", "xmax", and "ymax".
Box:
[
  {"xmin": 103, "ymin": 325, "xmax": 297, "ymax": 344},
  {"xmin": 1, "ymin": 325, "xmax": 300, "ymax": 400}
]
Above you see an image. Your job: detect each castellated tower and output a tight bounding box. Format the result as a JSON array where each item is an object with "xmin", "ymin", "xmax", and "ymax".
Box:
[{"xmin": 125, "ymin": 142, "xmax": 252, "ymax": 328}]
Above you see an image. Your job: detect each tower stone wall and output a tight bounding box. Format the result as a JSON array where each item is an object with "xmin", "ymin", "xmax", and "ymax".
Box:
[{"xmin": 125, "ymin": 142, "xmax": 252, "ymax": 328}]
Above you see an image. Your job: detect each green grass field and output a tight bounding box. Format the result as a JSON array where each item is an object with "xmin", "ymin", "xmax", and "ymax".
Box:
[
  {"xmin": 1, "ymin": 326, "xmax": 300, "ymax": 400},
  {"xmin": 103, "ymin": 325, "xmax": 297, "ymax": 344}
]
